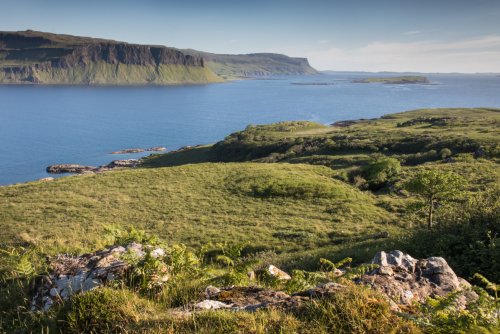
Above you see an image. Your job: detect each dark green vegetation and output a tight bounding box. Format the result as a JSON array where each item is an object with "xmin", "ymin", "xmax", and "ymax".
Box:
[
  {"xmin": 1, "ymin": 108, "xmax": 499, "ymax": 333},
  {"xmin": 353, "ymin": 76, "xmax": 429, "ymax": 84},
  {"xmin": 0, "ymin": 30, "xmax": 316, "ymax": 84}
]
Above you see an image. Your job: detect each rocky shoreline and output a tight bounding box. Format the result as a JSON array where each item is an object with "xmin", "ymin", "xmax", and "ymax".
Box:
[
  {"xmin": 110, "ymin": 147, "xmax": 166, "ymax": 154},
  {"xmin": 46, "ymin": 159, "xmax": 140, "ymax": 175}
]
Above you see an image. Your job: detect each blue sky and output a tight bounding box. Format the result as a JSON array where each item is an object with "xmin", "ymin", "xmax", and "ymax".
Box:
[{"xmin": 1, "ymin": 0, "xmax": 500, "ymax": 72}]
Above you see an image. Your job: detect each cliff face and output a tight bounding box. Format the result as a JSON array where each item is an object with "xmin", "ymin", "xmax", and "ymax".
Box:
[
  {"xmin": 0, "ymin": 30, "xmax": 318, "ymax": 85},
  {"xmin": 53, "ymin": 44, "xmax": 204, "ymax": 68},
  {"xmin": 0, "ymin": 31, "xmax": 216, "ymax": 85},
  {"xmin": 183, "ymin": 51, "xmax": 318, "ymax": 79}
]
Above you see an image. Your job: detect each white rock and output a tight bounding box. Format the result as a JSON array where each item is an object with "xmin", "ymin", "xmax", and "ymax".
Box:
[
  {"xmin": 195, "ymin": 300, "xmax": 231, "ymax": 310},
  {"xmin": 268, "ymin": 265, "xmax": 291, "ymax": 280},
  {"xmin": 151, "ymin": 247, "xmax": 165, "ymax": 258}
]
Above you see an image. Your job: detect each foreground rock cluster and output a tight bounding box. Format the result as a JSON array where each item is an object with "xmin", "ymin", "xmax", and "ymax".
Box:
[
  {"xmin": 361, "ymin": 250, "xmax": 477, "ymax": 310},
  {"xmin": 31, "ymin": 246, "xmax": 477, "ymax": 314},
  {"xmin": 31, "ymin": 243, "xmax": 167, "ymax": 311}
]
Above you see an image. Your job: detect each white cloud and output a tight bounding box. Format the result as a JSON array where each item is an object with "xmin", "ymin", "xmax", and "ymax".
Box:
[
  {"xmin": 318, "ymin": 39, "xmax": 329, "ymax": 44},
  {"xmin": 304, "ymin": 35, "xmax": 500, "ymax": 72},
  {"xmin": 403, "ymin": 30, "xmax": 421, "ymax": 35}
]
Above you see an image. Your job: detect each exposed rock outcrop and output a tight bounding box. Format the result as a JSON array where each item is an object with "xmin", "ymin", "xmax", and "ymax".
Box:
[
  {"xmin": 110, "ymin": 147, "xmax": 166, "ymax": 154},
  {"xmin": 31, "ymin": 248, "xmax": 477, "ymax": 315},
  {"xmin": 31, "ymin": 242, "xmax": 167, "ymax": 311},
  {"xmin": 193, "ymin": 282, "xmax": 346, "ymax": 312},
  {"xmin": 360, "ymin": 250, "xmax": 477, "ymax": 309},
  {"xmin": 46, "ymin": 159, "xmax": 140, "ymax": 174}
]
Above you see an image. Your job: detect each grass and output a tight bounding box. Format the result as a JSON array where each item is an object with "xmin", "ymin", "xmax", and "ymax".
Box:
[
  {"xmin": 0, "ymin": 62, "xmax": 223, "ymax": 85},
  {"xmin": 0, "ymin": 163, "xmax": 396, "ymax": 256}
]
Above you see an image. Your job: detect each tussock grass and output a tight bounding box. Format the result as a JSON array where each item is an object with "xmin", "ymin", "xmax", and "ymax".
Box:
[{"xmin": 0, "ymin": 163, "xmax": 395, "ymax": 255}]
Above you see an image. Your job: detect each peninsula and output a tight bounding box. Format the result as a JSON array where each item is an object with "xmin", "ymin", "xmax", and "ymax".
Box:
[{"xmin": 0, "ymin": 30, "xmax": 317, "ymax": 85}]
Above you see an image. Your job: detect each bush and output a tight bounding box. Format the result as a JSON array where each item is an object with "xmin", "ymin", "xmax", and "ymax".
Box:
[
  {"xmin": 440, "ymin": 148, "xmax": 452, "ymax": 159},
  {"xmin": 360, "ymin": 157, "xmax": 401, "ymax": 190},
  {"xmin": 400, "ymin": 188, "xmax": 499, "ymax": 280}
]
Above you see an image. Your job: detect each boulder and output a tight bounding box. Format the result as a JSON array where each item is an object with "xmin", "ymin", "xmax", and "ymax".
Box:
[
  {"xmin": 31, "ymin": 242, "xmax": 167, "ymax": 311},
  {"xmin": 267, "ymin": 265, "xmax": 291, "ymax": 280},
  {"xmin": 195, "ymin": 300, "xmax": 232, "ymax": 310},
  {"xmin": 361, "ymin": 250, "xmax": 477, "ymax": 308}
]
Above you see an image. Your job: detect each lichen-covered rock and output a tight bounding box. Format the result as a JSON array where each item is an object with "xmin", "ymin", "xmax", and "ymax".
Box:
[
  {"xmin": 267, "ymin": 265, "xmax": 291, "ymax": 280},
  {"xmin": 31, "ymin": 242, "xmax": 166, "ymax": 311},
  {"xmin": 361, "ymin": 250, "xmax": 477, "ymax": 309}
]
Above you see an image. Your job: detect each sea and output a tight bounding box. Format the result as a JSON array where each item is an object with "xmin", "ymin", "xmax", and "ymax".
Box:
[{"xmin": 1, "ymin": 72, "xmax": 499, "ymax": 185}]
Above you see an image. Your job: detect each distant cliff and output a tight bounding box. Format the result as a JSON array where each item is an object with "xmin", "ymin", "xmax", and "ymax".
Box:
[
  {"xmin": 183, "ymin": 50, "xmax": 318, "ymax": 79},
  {"xmin": 0, "ymin": 30, "xmax": 221, "ymax": 85},
  {"xmin": 0, "ymin": 30, "xmax": 317, "ymax": 85}
]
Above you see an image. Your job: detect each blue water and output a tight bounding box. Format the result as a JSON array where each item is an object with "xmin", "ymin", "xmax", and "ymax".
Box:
[{"xmin": 1, "ymin": 73, "xmax": 499, "ymax": 185}]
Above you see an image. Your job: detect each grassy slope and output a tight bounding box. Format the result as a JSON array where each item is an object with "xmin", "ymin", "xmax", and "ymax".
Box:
[
  {"xmin": 141, "ymin": 108, "xmax": 500, "ymax": 269},
  {"xmin": 0, "ymin": 62, "xmax": 223, "ymax": 85},
  {"xmin": 0, "ymin": 163, "xmax": 395, "ymax": 257}
]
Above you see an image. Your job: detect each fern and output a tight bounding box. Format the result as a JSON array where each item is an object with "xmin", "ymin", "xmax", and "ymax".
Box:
[
  {"xmin": 343, "ymin": 264, "xmax": 379, "ymax": 280},
  {"xmin": 14, "ymin": 253, "xmax": 35, "ymax": 278},
  {"xmin": 215, "ymin": 255, "xmax": 234, "ymax": 267}
]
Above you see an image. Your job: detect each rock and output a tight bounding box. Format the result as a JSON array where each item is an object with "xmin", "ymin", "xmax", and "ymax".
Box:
[
  {"xmin": 371, "ymin": 250, "xmax": 417, "ymax": 272},
  {"xmin": 195, "ymin": 300, "xmax": 232, "ymax": 310},
  {"xmin": 332, "ymin": 268, "xmax": 345, "ymax": 277},
  {"xmin": 146, "ymin": 147, "xmax": 167, "ymax": 152},
  {"xmin": 361, "ymin": 250, "xmax": 477, "ymax": 308},
  {"xmin": 205, "ymin": 286, "xmax": 221, "ymax": 299},
  {"xmin": 110, "ymin": 148, "xmax": 145, "ymax": 154},
  {"xmin": 39, "ymin": 177, "xmax": 54, "ymax": 182},
  {"xmin": 190, "ymin": 283, "xmax": 348, "ymax": 313},
  {"xmin": 105, "ymin": 159, "xmax": 140, "ymax": 168},
  {"xmin": 46, "ymin": 164, "xmax": 96, "ymax": 174},
  {"xmin": 31, "ymin": 242, "xmax": 166, "ymax": 311},
  {"xmin": 46, "ymin": 159, "xmax": 140, "ymax": 175},
  {"xmin": 267, "ymin": 265, "xmax": 291, "ymax": 280}
]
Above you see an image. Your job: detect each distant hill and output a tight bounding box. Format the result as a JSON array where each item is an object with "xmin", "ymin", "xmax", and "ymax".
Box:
[
  {"xmin": 0, "ymin": 30, "xmax": 317, "ymax": 85},
  {"xmin": 183, "ymin": 49, "xmax": 318, "ymax": 79},
  {"xmin": 353, "ymin": 76, "xmax": 429, "ymax": 84}
]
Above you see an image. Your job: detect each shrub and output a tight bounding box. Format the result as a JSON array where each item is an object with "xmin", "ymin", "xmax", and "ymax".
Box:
[
  {"xmin": 440, "ymin": 148, "xmax": 452, "ymax": 159},
  {"xmin": 360, "ymin": 157, "xmax": 401, "ymax": 190}
]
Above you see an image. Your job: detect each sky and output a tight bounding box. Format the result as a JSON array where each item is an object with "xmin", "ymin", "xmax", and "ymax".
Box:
[{"xmin": 1, "ymin": 0, "xmax": 500, "ymax": 73}]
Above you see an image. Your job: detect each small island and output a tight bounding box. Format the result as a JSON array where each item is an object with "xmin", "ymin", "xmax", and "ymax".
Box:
[{"xmin": 353, "ymin": 75, "xmax": 429, "ymax": 84}]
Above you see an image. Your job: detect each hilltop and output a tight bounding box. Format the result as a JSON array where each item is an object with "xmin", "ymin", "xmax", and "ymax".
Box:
[{"xmin": 0, "ymin": 30, "xmax": 317, "ymax": 85}]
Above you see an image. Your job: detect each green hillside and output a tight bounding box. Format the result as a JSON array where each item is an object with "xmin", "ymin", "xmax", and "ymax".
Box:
[
  {"xmin": 0, "ymin": 163, "xmax": 395, "ymax": 258},
  {"xmin": 1, "ymin": 108, "xmax": 498, "ymax": 333}
]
